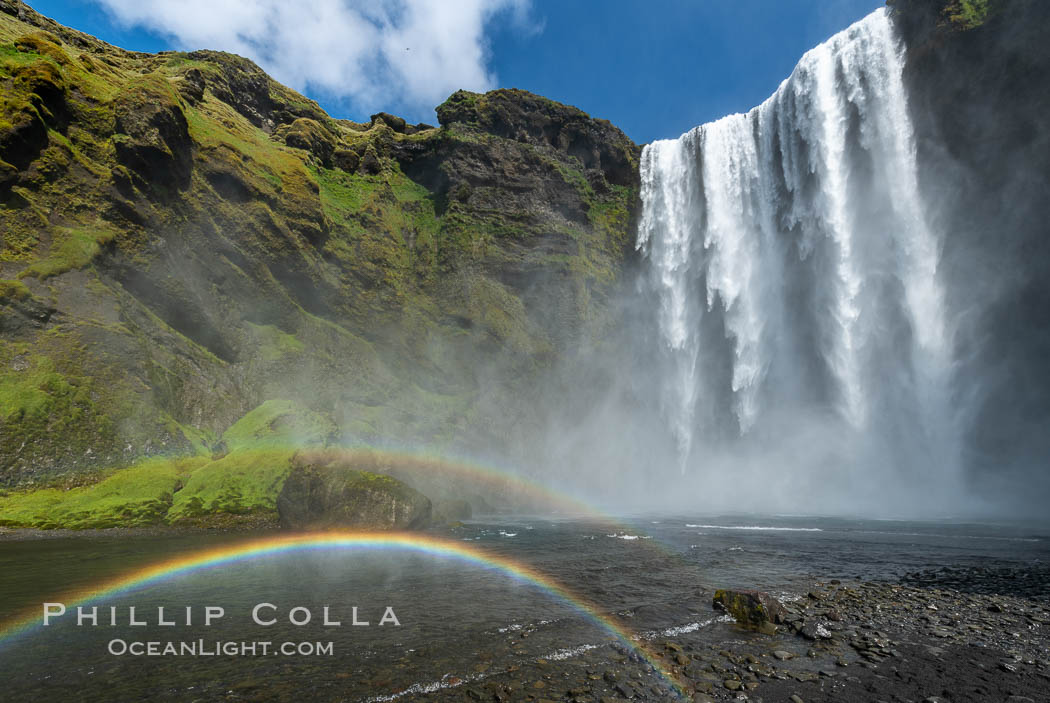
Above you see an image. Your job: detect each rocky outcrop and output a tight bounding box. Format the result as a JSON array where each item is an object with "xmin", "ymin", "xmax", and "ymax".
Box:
[
  {"xmin": 112, "ymin": 74, "xmax": 193, "ymax": 193},
  {"xmin": 713, "ymin": 589, "xmax": 788, "ymax": 635},
  {"xmin": 435, "ymin": 88, "xmax": 638, "ymax": 187},
  {"xmin": 277, "ymin": 460, "xmax": 432, "ymax": 530},
  {"xmin": 0, "ymin": 0, "xmax": 641, "ymax": 486}
]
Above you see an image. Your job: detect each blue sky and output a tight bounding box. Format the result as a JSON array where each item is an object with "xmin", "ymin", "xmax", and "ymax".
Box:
[{"xmin": 27, "ymin": 0, "xmax": 883, "ymax": 144}]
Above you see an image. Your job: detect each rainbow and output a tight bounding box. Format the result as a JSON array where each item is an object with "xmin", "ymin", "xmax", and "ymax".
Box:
[
  {"xmin": 274, "ymin": 445, "xmax": 610, "ymax": 517},
  {"xmin": 288, "ymin": 448, "xmax": 688, "ymax": 552},
  {"xmin": 0, "ymin": 532, "xmax": 688, "ymax": 699}
]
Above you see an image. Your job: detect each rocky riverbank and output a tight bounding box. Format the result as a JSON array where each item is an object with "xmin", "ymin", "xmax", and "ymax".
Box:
[{"xmin": 410, "ymin": 569, "xmax": 1050, "ymax": 703}]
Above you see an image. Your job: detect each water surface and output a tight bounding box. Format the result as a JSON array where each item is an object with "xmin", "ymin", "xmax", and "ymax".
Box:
[{"xmin": 1, "ymin": 516, "xmax": 1046, "ymax": 701}]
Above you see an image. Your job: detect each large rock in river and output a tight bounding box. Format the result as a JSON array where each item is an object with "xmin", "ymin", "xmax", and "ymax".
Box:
[
  {"xmin": 277, "ymin": 462, "xmax": 432, "ymax": 530},
  {"xmin": 713, "ymin": 589, "xmax": 788, "ymax": 635}
]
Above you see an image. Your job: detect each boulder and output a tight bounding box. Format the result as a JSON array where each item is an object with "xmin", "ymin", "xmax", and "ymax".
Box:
[
  {"xmin": 799, "ymin": 619, "xmax": 833, "ymax": 640},
  {"xmin": 713, "ymin": 589, "xmax": 788, "ymax": 635},
  {"xmin": 277, "ymin": 462, "xmax": 431, "ymax": 530}
]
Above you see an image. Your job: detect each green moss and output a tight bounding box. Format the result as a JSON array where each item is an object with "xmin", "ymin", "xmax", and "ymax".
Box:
[
  {"xmin": 0, "ymin": 352, "xmax": 83, "ymax": 423},
  {"xmin": 13, "ymin": 32, "xmax": 69, "ymax": 65},
  {"xmin": 0, "ymin": 333, "xmax": 140, "ymax": 484},
  {"xmin": 0, "ymin": 456, "xmax": 208, "ymax": 528},
  {"xmin": 0, "ymin": 42, "xmax": 47, "ymax": 73},
  {"xmin": 221, "ymin": 399, "xmax": 336, "ymax": 451},
  {"xmin": 553, "ymin": 157, "xmax": 593, "ymax": 200},
  {"xmin": 0, "ymin": 278, "xmax": 31, "ymax": 302},
  {"xmin": 166, "ymin": 449, "xmax": 295, "ymax": 524},
  {"xmin": 17, "ymin": 225, "xmax": 116, "ymax": 279},
  {"xmin": 160, "ymin": 54, "xmax": 224, "ymax": 79},
  {"xmin": 163, "ymin": 416, "xmax": 215, "ymax": 456},
  {"xmin": 712, "ymin": 589, "xmax": 781, "ymax": 635},
  {"xmin": 244, "ymin": 322, "xmax": 304, "ymax": 361},
  {"xmin": 945, "ymin": 0, "xmax": 997, "ymax": 28},
  {"xmin": 314, "ymin": 165, "xmax": 441, "ymax": 295},
  {"xmin": 184, "ymin": 99, "xmax": 306, "ymax": 195},
  {"xmin": 0, "ymin": 486, "xmax": 60, "ymax": 526},
  {"xmin": 435, "ymin": 89, "xmax": 480, "ymax": 117}
]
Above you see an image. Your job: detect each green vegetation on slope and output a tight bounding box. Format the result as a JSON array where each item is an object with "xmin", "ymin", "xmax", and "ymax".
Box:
[
  {"xmin": 16, "ymin": 224, "xmax": 116, "ymax": 279},
  {"xmin": 945, "ymin": 0, "xmax": 996, "ymax": 28},
  {"xmin": 0, "ymin": 399, "xmax": 542, "ymax": 530},
  {"xmin": 166, "ymin": 449, "xmax": 295, "ymax": 526},
  {"xmin": 220, "ymin": 398, "xmax": 336, "ymax": 451},
  {"xmin": 0, "ymin": 449, "xmax": 291, "ymax": 529},
  {"xmin": 0, "ymin": 456, "xmax": 208, "ymax": 528},
  {"xmin": 0, "ymin": 1, "xmax": 641, "ymax": 494}
]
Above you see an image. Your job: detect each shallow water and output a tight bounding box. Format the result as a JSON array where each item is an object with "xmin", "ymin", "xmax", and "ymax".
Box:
[{"xmin": 1, "ymin": 516, "xmax": 1046, "ymax": 701}]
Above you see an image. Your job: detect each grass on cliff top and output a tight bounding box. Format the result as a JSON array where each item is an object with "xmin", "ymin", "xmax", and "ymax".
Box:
[{"xmin": 0, "ymin": 456, "xmax": 208, "ymax": 529}]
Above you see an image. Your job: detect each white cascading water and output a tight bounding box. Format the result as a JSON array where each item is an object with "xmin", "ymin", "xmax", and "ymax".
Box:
[{"xmin": 636, "ymin": 9, "xmax": 957, "ymax": 504}]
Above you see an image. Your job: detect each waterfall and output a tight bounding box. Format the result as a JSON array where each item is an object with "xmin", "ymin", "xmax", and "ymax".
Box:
[{"xmin": 636, "ymin": 9, "xmax": 957, "ymax": 498}]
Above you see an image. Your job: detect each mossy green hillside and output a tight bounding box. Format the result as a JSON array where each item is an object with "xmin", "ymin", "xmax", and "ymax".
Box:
[
  {"xmin": 0, "ymin": 449, "xmax": 290, "ymax": 528},
  {"xmin": 0, "ymin": 335, "xmax": 118, "ymax": 475},
  {"xmin": 0, "ymin": 1, "xmax": 641, "ymax": 489},
  {"xmin": 220, "ymin": 398, "xmax": 336, "ymax": 451},
  {"xmin": 16, "ymin": 224, "xmax": 116, "ymax": 279},
  {"xmin": 0, "ymin": 325, "xmax": 205, "ymax": 484},
  {"xmin": 0, "ymin": 456, "xmax": 208, "ymax": 528},
  {"xmin": 166, "ymin": 449, "xmax": 295, "ymax": 526},
  {"xmin": 0, "ymin": 420, "xmax": 542, "ymax": 529}
]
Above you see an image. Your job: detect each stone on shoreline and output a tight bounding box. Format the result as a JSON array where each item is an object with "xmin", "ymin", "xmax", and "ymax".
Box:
[
  {"xmin": 800, "ymin": 619, "xmax": 834, "ymax": 640},
  {"xmin": 713, "ymin": 589, "xmax": 788, "ymax": 635}
]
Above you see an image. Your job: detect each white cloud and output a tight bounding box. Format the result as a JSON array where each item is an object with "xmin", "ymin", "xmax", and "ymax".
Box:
[{"xmin": 93, "ymin": 0, "xmax": 533, "ymax": 119}]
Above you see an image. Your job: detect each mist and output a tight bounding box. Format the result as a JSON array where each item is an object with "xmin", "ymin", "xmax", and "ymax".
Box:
[{"xmin": 494, "ymin": 4, "xmax": 1050, "ymax": 521}]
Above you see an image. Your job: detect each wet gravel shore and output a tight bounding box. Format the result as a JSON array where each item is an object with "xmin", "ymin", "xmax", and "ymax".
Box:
[
  {"xmin": 415, "ymin": 567, "xmax": 1050, "ymax": 703},
  {"xmin": 2, "ymin": 522, "xmax": 1046, "ymax": 702}
]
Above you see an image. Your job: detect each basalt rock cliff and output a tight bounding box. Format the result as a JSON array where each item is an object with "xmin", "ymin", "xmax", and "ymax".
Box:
[
  {"xmin": 893, "ymin": 0, "xmax": 1050, "ymax": 503},
  {"xmin": 1, "ymin": 0, "xmax": 1047, "ymax": 525},
  {"xmin": 0, "ymin": 0, "xmax": 639, "ymax": 488}
]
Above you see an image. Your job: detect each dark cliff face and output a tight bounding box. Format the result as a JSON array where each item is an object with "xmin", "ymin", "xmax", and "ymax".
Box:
[
  {"xmin": 891, "ymin": 0, "xmax": 1050, "ymax": 505},
  {"xmin": 0, "ymin": 0, "xmax": 640, "ymax": 485}
]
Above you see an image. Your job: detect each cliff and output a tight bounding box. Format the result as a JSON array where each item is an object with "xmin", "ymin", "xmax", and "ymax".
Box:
[
  {"xmin": 0, "ymin": 0, "xmax": 640, "ymax": 491},
  {"xmin": 891, "ymin": 0, "xmax": 1050, "ymax": 505},
  {"xmin": 2, "ymin": 0, "xmax": 1047, "ymax": 526}
]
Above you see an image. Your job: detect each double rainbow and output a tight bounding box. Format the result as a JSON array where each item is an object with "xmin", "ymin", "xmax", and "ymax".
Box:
[{"xmin": 0, "ymin": 532, "xmax": 688, "ymax": 699}]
